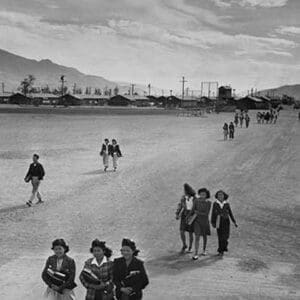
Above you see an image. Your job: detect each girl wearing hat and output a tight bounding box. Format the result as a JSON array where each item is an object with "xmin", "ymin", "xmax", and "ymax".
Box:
[
  {"xmin": 175, "ymin": 183, "xmax": 196, "ymax": 253},
  {"xmin": 113, "ymin": 239, "xmax": 149, "ymax": 300},
  {"xmin": 80, "ymin": 239, "xmax": 114, "ymax": 300},
  {"xmin": 211, "ymin": 191, "xmax": 238, "ymax": 256},
  {"xmin": 42, "ymin": 239, "xmax": 77, "ymax": 300},
  {"xmin": 191, "ymin": 188, "xmax": 211, "ymax": 260}
]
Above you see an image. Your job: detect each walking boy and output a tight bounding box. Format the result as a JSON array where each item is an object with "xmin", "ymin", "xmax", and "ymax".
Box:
[{"xmin": 25, "ymin": 154, "xmax": 45, "ymax": 207}]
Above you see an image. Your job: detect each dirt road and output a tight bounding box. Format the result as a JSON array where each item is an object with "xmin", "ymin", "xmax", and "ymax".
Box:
[{"xmin": 0, "ymin": 109, "xmax": 299, "ymax": 299}]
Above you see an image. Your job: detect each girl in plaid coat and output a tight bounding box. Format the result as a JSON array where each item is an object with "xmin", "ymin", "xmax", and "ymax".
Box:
[{"xmin": 80, "ymin": 239, "xmax": 114, "ymax": 300}]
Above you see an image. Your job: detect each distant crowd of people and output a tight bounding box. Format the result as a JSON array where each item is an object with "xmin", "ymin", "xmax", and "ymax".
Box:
[
  {"xmin": 42, "ymin": 238, "xmax": 149, "ymax": 300},
  {"xmin": 256, "ymin": 108, "xmax": 280, "ymax": 124},
  {"xmin": 176, "ymin": 184, "xmax": 237, "ymax": 260}
]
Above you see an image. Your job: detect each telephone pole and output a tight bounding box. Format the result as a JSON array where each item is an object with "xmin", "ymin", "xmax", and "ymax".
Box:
[
  {"xmin": 60, "ymin": 75, "xmax": 66, "ymax": 97},
  {"xmin": 148, "ymin": 84, "xmax": 151, "ymax": 96},
  {"xmin": 180, "ymin": 76, "xmax": 187, "ymax": 108},
  {"xmin": 170, "ymin": 89, "xmax": 173, "ymax": 96},
  {"xmin": 131, "ymin": 84, "xmax": 135, "ymax": 96}
]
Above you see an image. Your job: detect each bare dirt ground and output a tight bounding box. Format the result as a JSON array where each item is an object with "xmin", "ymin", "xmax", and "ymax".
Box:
[{"xmin": 0, "ymin": 109, "xmax": 299, "ymax": 299}]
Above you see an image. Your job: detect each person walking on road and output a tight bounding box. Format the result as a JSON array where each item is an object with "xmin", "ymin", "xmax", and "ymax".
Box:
[
  {"xmin": 25, "ymin": 153, "xmax": 45, "ymax": 207},
  {"xmin": 113, "ymin": 238, "xmax": 149, "ymax": 300},
  {"xmin": 223, "ymin": 123, "xmax": 229, "ymax": 141},
  {"xmin": 110, "ymin": 139, "xmax": 122, "ymax": 172},
  {"xmin": 191, "ymin": 188, "xmax": 211, "ymax": 260},
  {"xmin": 42, "ymin": 239, "xmax": 77, "ymax": 300},
  {"xmin": 80, "ymin": 239, "xmax": 114, "ymax": 300},
  {"xmin": 239, "ymin": 111, "xmax": 244, "ymax": 128},
  {"xmin": 211, "ymin": 191, "xmax": 238, "ymax": 257},
  {"xmin": 245, "ymin": 113, "xmax": 250, "ymax": 128},
  {"xmin": 100, "ymin": 139, "xmax": 111, "ymax": 172},
  {"xmin": 234, "ymin": 113, "xmax": 239, "ymax": 127},
  {"xmin": 229, "ymin": 122, "xmax": 235, "ymax": 139},
  {"xmin": 176, "ymin": 183, "xmax": 196, "ymax": 254}
]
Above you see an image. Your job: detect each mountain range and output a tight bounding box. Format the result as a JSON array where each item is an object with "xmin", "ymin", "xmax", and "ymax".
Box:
[
  {"xmin": 0, "ymin": 48, "xmax": 156, "ymax": 95},
  {"xmin": 0, "ymin": 48, "xmax": 299, "ymax": 99}
]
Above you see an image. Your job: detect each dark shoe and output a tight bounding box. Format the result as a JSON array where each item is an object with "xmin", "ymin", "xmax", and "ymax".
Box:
[
  {"xmin": 104, "ymin": 167, "xmax": 108, "ymax": 172},
  {"xmin": 26, "ymin": 201, "xmax": 32, "ymax": 207},
  {"xmin": 192, "ymin": 255, "xmax": 199, "ymax": 260}
]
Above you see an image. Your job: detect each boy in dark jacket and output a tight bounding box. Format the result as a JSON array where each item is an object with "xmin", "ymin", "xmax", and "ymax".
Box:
[{"xmin": 25, "ymin": 153, "xmax": 45, "ymax": 206}]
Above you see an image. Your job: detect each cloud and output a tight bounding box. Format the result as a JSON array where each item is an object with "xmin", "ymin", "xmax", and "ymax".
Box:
[
  {"xmin": 276, "ymin": 26, "xmax": 300, "ymax": 35},
  {"xmin": 211, "ymin": 0, "xmax": 289, "ymax": 8}
]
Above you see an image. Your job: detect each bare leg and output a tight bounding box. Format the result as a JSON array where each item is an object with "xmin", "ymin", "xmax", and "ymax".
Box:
[
  {"xmin": 203, "ymin": 235, "xmax": 207, "ymax": 252},
  {"xmin": 188, "ymin": 232, "xmax": 193, "ymax": 251},
  {"xmin": 194, "ymin": 235, "xmax": 200, "ymax": 256},
  {"xmin": 180, "ymin": 230, "xmax": 187, "ymax": 249}
]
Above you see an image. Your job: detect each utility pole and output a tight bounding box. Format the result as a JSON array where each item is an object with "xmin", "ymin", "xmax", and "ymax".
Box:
[
  {"xmin": 60, "ymin": 75, "xmax": 66, "ymax": 97},
  {"xmin": 162, "ymin": 90, "xmax": 164, "ymax": 96},
  {"xmin": 1, "ymin": 82, "xmax": 4, "ymax": 93},
  {"xmin": 170, "ymin": 89, "xmax": 173, "ymax": 96},
  {"xmin": 73, "ymin": 83, "xmax": 76, "ymax": 95},
  {"xmin": 131, "ymin": 84, "xmax": 135, "ymax": 96},
  {"xmin": 180, "ymin": 76, "xmax": 187, "ymax": 108},
  {"xmin": 148, "ymin": 84, "xmax": 151, "ymax": 96}
]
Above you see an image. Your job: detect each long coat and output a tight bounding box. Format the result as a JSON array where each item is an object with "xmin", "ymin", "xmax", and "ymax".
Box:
[
  {"xmin": 113, "ymin": 257, "xmax": 149, "ymax": 300},
  {"xmin": 42, "ymin": 255, "xmax": 77, "ymax": 292}
]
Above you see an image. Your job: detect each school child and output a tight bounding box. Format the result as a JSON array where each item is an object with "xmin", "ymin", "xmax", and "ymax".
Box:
[
  {"xmin": 176, "ymin": 183, "xmax": 196, "ymax": 253},
  {"xmin": 42, "ymin": 239, "xmax": 77, "ymax": 299},
  {"xmin": 239, "ymin": 112, "xmax": 244, "ymax": 128},
  {"xmin": 256, "ymin": 112, "xmax": 261, "ymax": 124},
  {"xmin": 191, "ymin": 188, "xmax": 211, "ymax": 260},
  {"xmin": 211, "ymin": 191, "xmax": 238, "ymax": 256},
  {"xmin": 234, "ymin": 113, "xmax": 239, "ymax": 127},
  {"xmin": 261, "ymin": 112, "xmax": 265, "ymax": 124},
  {"xmin": 80, "ymin": 239, "xmax": 114, "ymax": 300},
  {"xmin": 109, "ymin": 139, "xmax": 122, "ymax": 172},
  {"xmin": 223, "ymin": 123, "xmax": 229, "ymax": 140},
  {"xmin": 245, "ymin": 113, "xmax": 250, "ymax": 128},
  {"xmin": 229, "ymin": 122, "xmax": 235, "ymax": 139},
  {"xmin": 100, "ymin": 139, "xmax": 111, "ymax": 172},
  {"xmin": 113, "ymin": 239, "xmax": 149, "ymax": 300},
  {"xmin": 24, "ymin": 153, "xmax": 45, "ymax": 207}
]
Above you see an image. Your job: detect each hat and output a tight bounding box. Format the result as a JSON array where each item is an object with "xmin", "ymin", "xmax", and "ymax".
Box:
[
  {"xmin": 90, "ymin": 239, "xmax": 112, "ymax": 257},
  {"xmin": 198, "ymin": 188, "xmax": 210, "ymax": 199},
  {"xmin": 122, "ymin": 238, "xmax": 139, "ymax": 256},
  {"xmin": 215, "ymin": 190, "xmax": 229, "ymax": 200},
  {"xmin": 51, "ymin": 239, "xmax": 69, "ymax": 253},
  {"xmin": 184, "ymin": 183, "xmax": 196, "ymax": 197}
]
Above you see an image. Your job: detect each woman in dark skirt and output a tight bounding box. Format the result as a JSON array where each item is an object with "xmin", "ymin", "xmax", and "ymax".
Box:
[
  {"xmin": 211, "ymin": 190, "xmax": 238, "ymax": 256},
  {"xmin": 175, "ymin": 183, "xmax": 196, "ymax": 253},
  {"xmin": 113, "ymin": 239, "xmax": 149, "ymax": 300},
  {"xmin": 80, "ymin": 239, "xmax": 114, "ymax": 300},
  {"xmin": 191, "ymin": 188, "xmax": 211, "ymax": 260},
  {"xmin": 42, "ymin": 239, "xmax": 77, "ymax": 300}
]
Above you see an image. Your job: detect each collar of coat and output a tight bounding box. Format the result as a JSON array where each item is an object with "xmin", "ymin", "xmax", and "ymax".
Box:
[
  {"xmin": 216, "ymin": 200, "xmax": 227, "ymax": 209},
  {"xmin": 91, "ymin": 256, "xmax": 108, "ymax": 267}
]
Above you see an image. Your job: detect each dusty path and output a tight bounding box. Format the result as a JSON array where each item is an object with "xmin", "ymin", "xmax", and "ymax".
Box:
[{"xmin": 0, "ymin": 109, "xmax": 299, "ymax": 299}]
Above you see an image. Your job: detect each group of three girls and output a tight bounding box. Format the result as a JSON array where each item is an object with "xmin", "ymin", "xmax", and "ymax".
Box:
[
  {"xmin": 176, "ymin": 183, "xmax": 238, "ymax": 260},
  {"xmin": 42, "ymin": 238, "xmax": 149, "ymax": 300}
]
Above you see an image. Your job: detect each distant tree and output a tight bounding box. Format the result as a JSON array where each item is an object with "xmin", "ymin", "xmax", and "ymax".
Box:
[
  {"xmin": 19, "ymin": 75, "xmax": 35, "ymax": 96},
  {"xmin": 41, "ymin": 85, "xmax": 51, "ymax": 93},
  {"xmin": 113, "ymin": 86, "xmax": 119, "ymax": 96}
]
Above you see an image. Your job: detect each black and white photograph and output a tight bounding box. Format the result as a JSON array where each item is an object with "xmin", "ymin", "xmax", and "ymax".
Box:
[{"xmin": 0, "ymin": 0, "xmax": 299, "ymax": 299}]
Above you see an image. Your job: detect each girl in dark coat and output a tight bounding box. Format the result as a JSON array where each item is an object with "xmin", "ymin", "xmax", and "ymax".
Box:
[
  {"xmin": 110, "ymin": 139, "xmax": 122, "ymax": 172},
  {"xmin": 229, "ymin": 122, "xmax": 235, "ymax": 139},
  {"xmin": 80, "ymin": 239, "xmax": 114, "ymax": 300},
  {"xmin": 223, "ymin": 123, "xmax": 229, "ymax": 140},
  {"xmin": 113, "ymin": 239, "xmax": 149, "ymax": 300},
  {"xmin": 211, "ymin": 191, "xmax": 238, "ymax": 256},
  {"xmin": 176, "ymin": 183, "xmax": 196, "ymax": 253},
  {"xmin": 42, "ymin": 239, "xmax": 77, "ymax": 300},
  {"xmin": 191, "ymin": 188, "xmax": 211, "ymax": 260}
]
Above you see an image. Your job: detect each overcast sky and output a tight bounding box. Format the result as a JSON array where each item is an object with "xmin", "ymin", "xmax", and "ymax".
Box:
[{"xmin": 0, "ymin": 0, "xmax": 299, "ymax": 93}]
